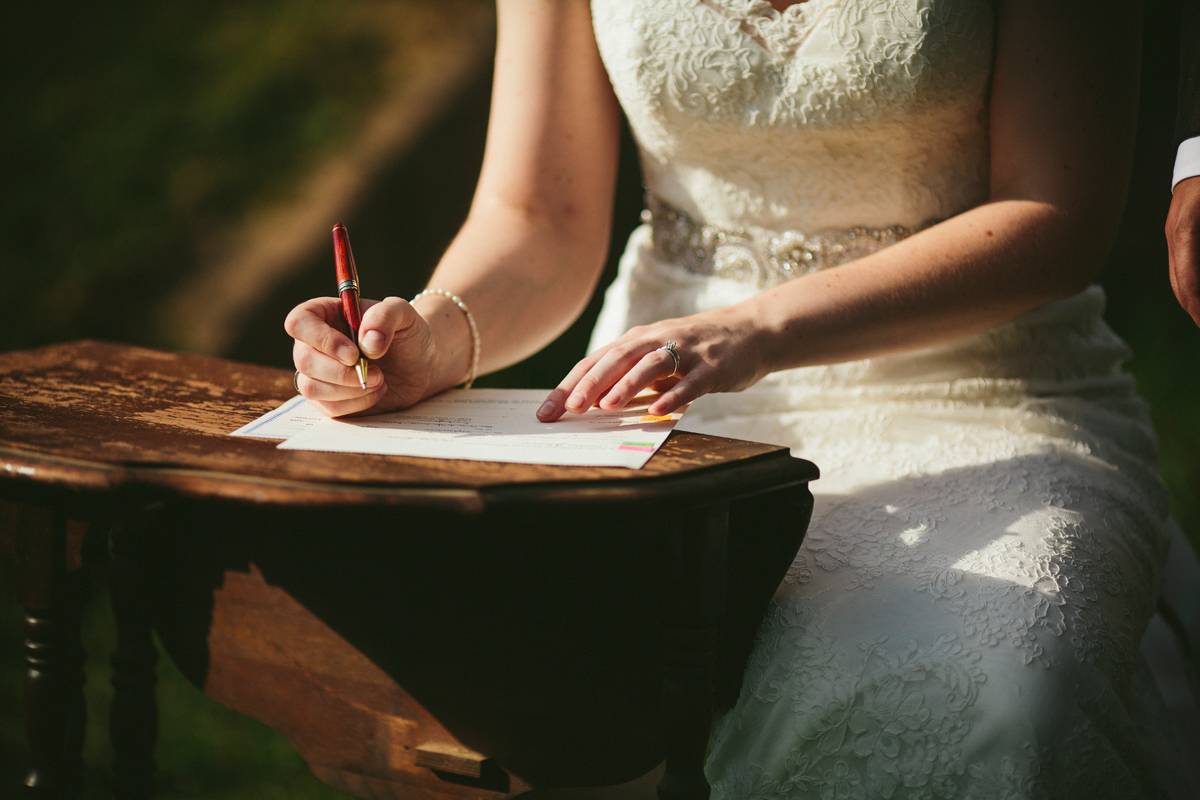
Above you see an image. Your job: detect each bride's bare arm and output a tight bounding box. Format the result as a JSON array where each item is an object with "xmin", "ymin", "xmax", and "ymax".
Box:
[
  {"xmin": 542, "ymin": 0, "xmax": 1142, "ymax": 420},
  {"xmin": 287, "ymin": 0, "xmax": 619, "ymax": 416}
]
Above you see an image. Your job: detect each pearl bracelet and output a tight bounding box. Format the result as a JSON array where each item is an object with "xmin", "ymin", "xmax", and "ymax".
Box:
[{"xmin": 411, "ymin": 289, "xmax": 479, "ymax": 389}]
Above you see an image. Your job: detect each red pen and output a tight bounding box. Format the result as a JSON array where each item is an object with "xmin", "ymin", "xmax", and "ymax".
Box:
[{"xmin": 332, "ymin": 223, "xmax": 369, "ymax": 389}]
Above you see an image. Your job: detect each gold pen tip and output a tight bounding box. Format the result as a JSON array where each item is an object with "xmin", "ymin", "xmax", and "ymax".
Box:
[{"xmin": 356, "ymin": 359, "xmax": 368, "ymax": 389}]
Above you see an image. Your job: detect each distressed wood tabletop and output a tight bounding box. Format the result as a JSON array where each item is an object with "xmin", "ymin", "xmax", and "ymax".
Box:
[{"xmin": 0, "ymin": 340, "xmax": 817, "ymax": 514}]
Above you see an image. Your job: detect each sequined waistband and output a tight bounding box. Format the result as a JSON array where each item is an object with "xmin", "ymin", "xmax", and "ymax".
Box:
[{"xmin": 643, "ymin": 194, "xmax": 925, "ymax": 288}]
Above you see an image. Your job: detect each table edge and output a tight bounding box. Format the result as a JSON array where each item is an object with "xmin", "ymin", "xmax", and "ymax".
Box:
[{"xmin": 0, "ymin": 444, "xmax": 818, "ymax": 517}]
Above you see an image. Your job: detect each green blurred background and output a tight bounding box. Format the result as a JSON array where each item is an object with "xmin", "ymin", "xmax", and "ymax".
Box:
[{"xmin": 1, "ymin": 0, "xmax": 1198, "ymax": 797}]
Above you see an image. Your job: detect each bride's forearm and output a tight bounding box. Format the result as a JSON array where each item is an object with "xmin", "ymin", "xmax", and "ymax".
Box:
[
  {"xmin": 749, "ymin": 198, "xmax": 1113, "ymax": 372},
  {"xmin": 415, "ymin": 203, "xmax": 611, "ymax": 392},
  {"xmin": 411, "ymin": 0, "xmax": 620, "ymax": 393}
]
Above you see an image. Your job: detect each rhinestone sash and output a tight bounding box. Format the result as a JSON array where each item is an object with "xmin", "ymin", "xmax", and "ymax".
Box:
[{"xmin": 643, "ymin": 194, "xmax": 926, "ymax": 288}]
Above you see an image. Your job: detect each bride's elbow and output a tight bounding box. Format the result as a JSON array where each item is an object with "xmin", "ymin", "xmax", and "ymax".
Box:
[
  {"xmin": 1039, "ymin": 205, "xmax": 1120, "ymax": 299},
  {"xmin": 993, "ymin": 195, "xmax": 1120, "ymax": 299}
]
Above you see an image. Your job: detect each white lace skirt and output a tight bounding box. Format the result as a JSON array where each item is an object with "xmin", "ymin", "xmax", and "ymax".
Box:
[{"xmin": 590, "ymin": 226, "xmax": 1189, "ymax": 798}]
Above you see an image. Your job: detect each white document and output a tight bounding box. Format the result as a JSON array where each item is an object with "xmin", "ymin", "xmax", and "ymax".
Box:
[
  {"xmin": 229, "ymin": 395, "xmax": 326, "ymax": 439},
  {"xmin": 271, "ymin": 389, "xmax": 685, "ymax": 469}
]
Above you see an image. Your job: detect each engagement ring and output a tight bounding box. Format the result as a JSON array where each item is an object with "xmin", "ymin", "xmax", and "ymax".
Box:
[{"xmin": 657, "ymin": 341, "xmax": 681, "ymax": 377}]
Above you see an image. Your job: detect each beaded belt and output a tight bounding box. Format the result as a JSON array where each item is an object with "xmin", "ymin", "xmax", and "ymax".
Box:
[{"xmin": 643, "ymin": 194, "xmax": 924, "ymax": 288}]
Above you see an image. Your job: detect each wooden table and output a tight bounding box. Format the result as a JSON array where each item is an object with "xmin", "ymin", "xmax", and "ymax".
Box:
[{"xmin": 0, "ymin": 341, "xmax": 818, "ymax": 800}]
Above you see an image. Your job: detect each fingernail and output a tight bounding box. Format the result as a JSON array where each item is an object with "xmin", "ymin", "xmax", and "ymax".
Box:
[
  {"xmin": 362, "ymin": 330, "xmax": 385, "ymax": 356},
  {"xmin": 537, "ymin": 399, "xmax": 556, "ymax": 419},
  {"xmin": 567, "ymin": 392, "xmax": 585, "ymax": 411},
  {"xmin": 336, "ymin": 344, "xmax": 359, "ymax": 365}
]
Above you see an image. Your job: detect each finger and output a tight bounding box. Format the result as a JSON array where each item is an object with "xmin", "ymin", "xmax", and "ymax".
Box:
[
  {"xmin": 540, "ymin": 348, "xmax": 613, "ymax": 419},
  {"xmin": 536, "ymin": 387, "xmax": 570, "ymax": 422},
  {"xmin": 648, "ymin": 375, "xmax": 682, "ymax": 394},
  {"xmin": 305, "ymin": 387, "xmax": 389, "ymax": 420},
  {"xmin": 295, "ymin": 367, "xmax": 383, "ymax": 400},
  {"xmin": 359, "ymin": 297, "xmax": 422, "ymax": 359},
  {"xmin": 563, "ymin": 342, "xmax": 657, "ymax": 414},
  {"xmin": 285, "ymin": 297, "xmax": 360, "ymax": 366},
  {"xmin": 597, "ymin": 348, "xmax": 679, "ymax": 410},
  {"xmin": 293, "ymin": 340, "xmax": 380, "ymax": 388},
  {"xmin": 647, "ymin": 373, "xmax": 708, "ymax": 416}
]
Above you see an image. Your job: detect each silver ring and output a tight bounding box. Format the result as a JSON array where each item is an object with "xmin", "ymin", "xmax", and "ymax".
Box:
[
  {"xmin": 657, "ymin": 340, "xmax": 681, "ymax": 377},
  {"xmin": 293, "ymin": 370, "xmax": 302, "ymax": 394}
]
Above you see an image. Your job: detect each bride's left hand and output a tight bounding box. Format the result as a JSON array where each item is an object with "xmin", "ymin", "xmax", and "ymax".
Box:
[{"xmin": 536, "ymin": 306, "xmax": 769, "ymax": 421}]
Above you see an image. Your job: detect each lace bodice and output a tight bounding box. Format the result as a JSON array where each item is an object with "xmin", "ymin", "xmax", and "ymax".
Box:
[{"xmin": 591, "ymin": 0, "xmax": 994, "ymax": 232}]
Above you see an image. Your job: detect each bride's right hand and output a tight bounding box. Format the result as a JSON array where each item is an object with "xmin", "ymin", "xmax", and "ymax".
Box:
[{"xmin": 285, "ymin": 296, "xmax": 439, "ymax": 418}]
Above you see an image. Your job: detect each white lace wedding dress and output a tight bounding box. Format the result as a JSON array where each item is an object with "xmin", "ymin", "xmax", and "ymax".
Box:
[{"xmin": 587, "ymin": 1, "xmax": 1190, "ymax": 796}]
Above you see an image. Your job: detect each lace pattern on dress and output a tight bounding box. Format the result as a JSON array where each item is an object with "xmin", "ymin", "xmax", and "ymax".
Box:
[
  {"xmin": 799, "ymin": 450, "xmax": 1161, "ymax": 674},
  {"xmin": 589, "ymin": 0, "xmax": 1177, "ymax": 796},
  {"xmin": 706, "ymin": 443, "xmax": 1169, "ymax": 799},
  {"xmin": 591, "ymin": 0, "xmax": 994, "ymax": 230},
  {"xmin": 711, "ymin": 602, "xmax": 1048, "ymax": 800}
]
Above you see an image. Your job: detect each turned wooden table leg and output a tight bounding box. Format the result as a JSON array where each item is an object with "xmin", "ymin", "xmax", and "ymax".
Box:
[
  {"xmin": 108, "ymin": 514, "xmax": 159, "ymax": 800},
  {"xmin": 658, "ymin": 503, "xmax": 728, "ymax": 800},
  {"xmin": 16, "ymin": 506, "xmax": 89, "ymax": 799}
]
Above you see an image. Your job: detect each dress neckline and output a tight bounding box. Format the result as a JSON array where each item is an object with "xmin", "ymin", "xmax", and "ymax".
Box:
[{"xmin": 698, "ymin": 0, "xmax": 830, "ymax": 62}]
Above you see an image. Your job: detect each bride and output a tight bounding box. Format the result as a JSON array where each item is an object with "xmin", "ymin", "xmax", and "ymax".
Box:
[{"xmin": 287, "ymin": 0, "xmax": 1189, "ymax": 795}]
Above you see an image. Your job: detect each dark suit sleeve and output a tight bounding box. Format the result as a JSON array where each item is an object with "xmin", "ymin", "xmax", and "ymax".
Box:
[{"xmin": 1177, "ymin": 0, "xmax": 1200, "ymax": 144}]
